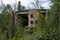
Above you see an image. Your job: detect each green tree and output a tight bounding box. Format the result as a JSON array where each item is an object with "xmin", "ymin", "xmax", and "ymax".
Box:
[
  {"xmin": 17, "ymin": 1, "xmax": 25, "ymax": 12},
  {"xmin": 44, "ymin": 0, "xmax": 60, "ymax": 40},
  {"xmin": 33, "ymin": 10, "xmax": 46, "ymax": 40},
  {"xmin": 36, "ymin": 0, "xmax": 60, "ymax": 40},
  {"xmin": 34, "ymin": 0, "xmax": 60, "ymax": 39},
  {"xmin": 11, "ymin": 1, "xmax": 26, "ymax": 40},
  {"xmin": 0, "ymin": 4, "xmax": 13, "ymax": 40}
]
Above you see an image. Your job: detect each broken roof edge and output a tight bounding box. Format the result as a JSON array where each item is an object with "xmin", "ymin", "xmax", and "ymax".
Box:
[{"xmin": 15, "ymin": 9, "xmax": 48, "ymax": 13}]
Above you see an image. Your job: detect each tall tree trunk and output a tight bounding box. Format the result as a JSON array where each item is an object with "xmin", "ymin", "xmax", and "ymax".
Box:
[{"xmin": 11, "ymin": 11, "xmax": 17, "ymax": 38}]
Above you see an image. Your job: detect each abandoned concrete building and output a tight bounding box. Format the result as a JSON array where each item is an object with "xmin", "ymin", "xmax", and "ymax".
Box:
[
  {"xmin": 16, "ymin": 9, "xmax": 48, "ymax": 27},
  {"xmin": 11, "ymin": 2, "xmax": 48, "ymax": 37}
]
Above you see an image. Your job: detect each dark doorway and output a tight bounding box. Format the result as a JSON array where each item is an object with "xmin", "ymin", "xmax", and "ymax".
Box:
[
  {"xmin": 42, "ymin": 13, "xmax": 46, "ymax": 17},
  {"xmin": 18, "ymin": 14, "xmax": 28, "ymax": 27}
]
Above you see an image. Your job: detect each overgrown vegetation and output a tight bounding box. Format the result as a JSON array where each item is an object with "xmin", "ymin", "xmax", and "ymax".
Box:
[
  {"xmin": 0, "ymin": 4, "xmax": 12, "ymax": 40},
  {"xmin": 0, "ymin": 0, "xmax": 60, "ymax": 40}
]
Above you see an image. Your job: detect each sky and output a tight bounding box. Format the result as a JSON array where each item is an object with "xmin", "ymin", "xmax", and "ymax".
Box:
[{"xmin": 0, "ymin": 0, "xmax": 50, "ymax": 9}]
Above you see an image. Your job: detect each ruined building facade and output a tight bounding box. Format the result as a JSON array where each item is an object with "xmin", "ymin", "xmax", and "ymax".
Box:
[{"xmin": 16, "ymin": 9, "xmax": 48, "ymax": 27}]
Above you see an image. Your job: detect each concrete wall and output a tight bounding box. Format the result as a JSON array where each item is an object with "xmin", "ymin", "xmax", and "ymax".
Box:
[
  {"xmin": 16, "ymin": 9, "xmax": 48, "ymax": 27},
  {"xmin": 28, "ymin": 9, "xmax": 38, "ymax": 27}
]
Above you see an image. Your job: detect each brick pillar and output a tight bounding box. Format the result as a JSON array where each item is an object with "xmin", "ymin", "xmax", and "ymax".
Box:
[{"xmin": 28, "ymin": 9, "xmax": 38, "ymax": 27}]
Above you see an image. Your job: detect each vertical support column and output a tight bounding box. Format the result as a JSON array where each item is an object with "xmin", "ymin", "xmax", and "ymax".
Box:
[
  {"xmin": 46, "ymin": 11, "xmax": 48, "ymax": 18},
  {"xmin": 28, "ymin": 10, "xmax": 30, "ymax": 27},
  {"xmin": 28, "ymin": 9, "xmax": 37, "ymax": 27}
]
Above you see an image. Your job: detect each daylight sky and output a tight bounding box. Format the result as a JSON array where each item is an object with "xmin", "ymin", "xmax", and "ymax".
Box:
[{"xmin": 0, "ymin": 0, "xmax": 50, "ymax": 9}]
